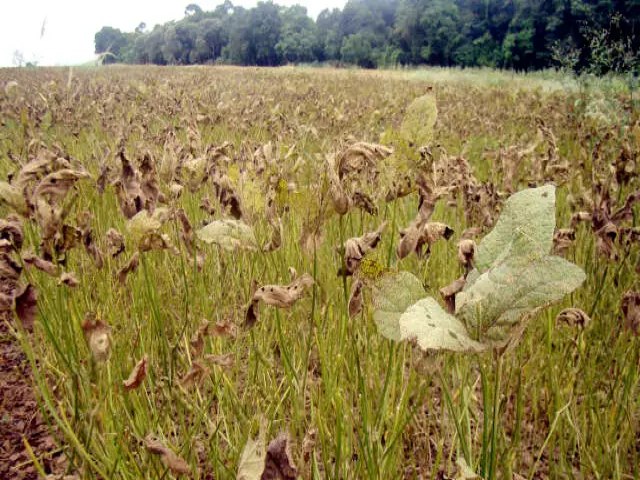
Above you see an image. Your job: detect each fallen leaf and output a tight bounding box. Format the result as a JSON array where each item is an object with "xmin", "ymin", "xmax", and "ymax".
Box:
[
  {"xmin": 145, "ymin": 434, "xmax": 191, "ymax": 476},
  {"xmin": 15, "ymin": 283, "xmax": 37, "ymax": 329},
  {"xmin": 123, "ymin": 355, "xmax": 148, "ymax": 390},
  {"xmin": 58, "ymin": 272, "xmax": 79, "ymax": 287}
]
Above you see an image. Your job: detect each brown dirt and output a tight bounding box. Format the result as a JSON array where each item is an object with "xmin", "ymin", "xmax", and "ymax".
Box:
[{"xmin": 0, "ymin": 320, "xmax": 65, "ymax": 479}]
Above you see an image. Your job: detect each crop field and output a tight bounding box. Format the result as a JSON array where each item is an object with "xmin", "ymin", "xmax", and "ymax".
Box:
[{"xmin": 0, "ymin": 65, "xmax": 638, "ymax": 479}]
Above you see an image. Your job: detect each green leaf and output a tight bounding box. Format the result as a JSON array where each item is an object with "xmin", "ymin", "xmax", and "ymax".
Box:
[
  {"xmin": 197, "ymin": 219, "xmax": 258, "ymax": 251},
  {"xmin": 457, "ymin": 232, "xmax": 586, "ymax": 337},
  {"xmin": 371, "ymin": 271, "xmax": 426, "ymax": 341},
  {"xmin": 400, "ymin": 93, "xmax": 438, "ymax": 146},
  {"xmin": 474, "ymin": 184, "xmax": 556, "ymax": 273},
  {"xmin": 400, "ymin": 297, "xmax": 486, "ymax": 352}
]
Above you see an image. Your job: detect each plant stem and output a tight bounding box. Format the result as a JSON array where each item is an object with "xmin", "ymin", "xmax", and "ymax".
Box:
[{"xmin": 487, "ymin": 352, "xmax": 503, "ymax": 480}]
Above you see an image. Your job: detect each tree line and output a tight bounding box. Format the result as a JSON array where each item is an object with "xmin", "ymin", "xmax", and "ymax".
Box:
[{"xmin": 95, "ymin": 0, "xmax": 640, "ymax": 72}]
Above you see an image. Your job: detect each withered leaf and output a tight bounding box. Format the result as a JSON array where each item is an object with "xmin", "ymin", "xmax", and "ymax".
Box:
[
  {"xmin": 123, "ymin": 355, "xmax": 148, "ymax": 390},
  {"xmin": 180, "ymin": 361, "xmax": 209, "ymax": 387},
  {"xmin": 81, "ymin": 313, "xmax": 111, "ymax": 362},
  {"xmin": 117, "ymin": 252, "xmax": 140, "ymax": 284},
  {"xmin": 301, "ymin": 428, "xmax": 317, "ymax": 464},
  {"xmin": 252, "ymin": 273, "xmax": 314, "ymax": 309},
  {"xmin": 457, "ymin": 239, "xmax": 475, "ymax": 273},
  {"xmin": 33, "ymin": 169, "xmax": 89, "ymax": 205},
  {"xmin": 262, "ymin": 433, "xmax": 298, "ymax": 480},
  {"xmin": 553, "ymin": 228, "xmax": 576, "ymax": 255},
  {"xmin": 439, "ymin": 276, "xmax": 466, "ymax": 314},
  {"xmin": 342, "ymin": 222, "xmax": 386, "ymax": 275},
  {"xmin": 398, "ymin": 221, "xmax": 454, "ymax": 259},
  {"xmin": 144, "ymin": 434, "xmax": 191, "ymax": 476},
  {"xmin": 556, "ymin": 308, "xmax": 591, "ymax": 329},
  {"xmin": 245, "ymin": 273, "xmax": 314, "ymax": 328},
  {"xmin": 23, "ymin": 253, "xmax": 58, "ymax": 276},
  {"xmin": 348, "ymin": 279, "xmax": 364, "ymax": 318},
  {"xmin": 0, "ymin": 215, "xmax": 24, "ymax": 250},
  {"xmin": 204, "ymin": 353, "xmax": 234, "ymax": 369},
  {"xmin": 15, "ymin": 283, "xmax": 37, "ymax": 329},
  {"xmin": 621, "ymin": 291, "xmax": 640, "ymax": 336},
  {"xmin": 105, "ymin": 228, "xmax": 125, "ymax": 258},
  {"xmin": 176, "ymin": 209, "xmax": 195, "ymax": 253},
  {"xmin": 139, "ymin": 232, "xmax": 179, "ymax": 255},
  {"xmin": 58, "ymin": 272, "xmax": 79, "ymax": 287}
]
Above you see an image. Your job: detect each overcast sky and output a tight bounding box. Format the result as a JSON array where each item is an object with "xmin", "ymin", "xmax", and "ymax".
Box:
[{"xmin": 0, "ymin": 0, "xmax": 346, "ymax": 67}]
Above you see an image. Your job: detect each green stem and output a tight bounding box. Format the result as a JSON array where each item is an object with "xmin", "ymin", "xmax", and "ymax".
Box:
[{"xmin": 487, "ymin": 353, "xmax": 503, "ymax": 480}]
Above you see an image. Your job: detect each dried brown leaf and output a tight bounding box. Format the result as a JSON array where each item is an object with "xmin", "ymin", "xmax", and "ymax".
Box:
[
  {"xmin": 145, "ymin": 434, "xmax": 191, "ymax": 476},
  {"xmin": 123, "ymin": 355, "xmax": 148, "ymax": 390},
  {"xmin": 15, "ymin": 283, "xmax": 37, "ymax": 329},
  {"xmin": 117, "ymin": 252, "xmax": 140, "ymax": 285}
]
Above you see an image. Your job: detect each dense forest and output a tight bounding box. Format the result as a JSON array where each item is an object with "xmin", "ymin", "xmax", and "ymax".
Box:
[{"xmin": 95, "ymin": 0, "xmax": 640, "ymax": 72}]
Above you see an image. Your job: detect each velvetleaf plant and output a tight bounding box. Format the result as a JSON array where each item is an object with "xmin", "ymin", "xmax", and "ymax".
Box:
[
  {"xmin": 372, "ymin": 184, "xmax": 586, "ymax": 478},
  {"xmin": 374, "ymin": 184, "xmax": 586, "ymax": 352}
]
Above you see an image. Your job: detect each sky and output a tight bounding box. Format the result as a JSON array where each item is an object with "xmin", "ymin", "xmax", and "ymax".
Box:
[{"xmin": 0, "ymin": 0, "xmax": 346, "ymax": 67}]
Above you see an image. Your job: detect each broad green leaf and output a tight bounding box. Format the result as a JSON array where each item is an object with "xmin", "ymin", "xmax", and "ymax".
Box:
[
  {"xmin": 400, "ymin": 297, "xmax": 486, "ymax": 352},
  {"xmin": 197, "ymin": 219, "xmax": 258, "ymax": 251},
  {"xmin": 371, "ymin": 271, "xmax": 426, "ymax": 341},
  {"xmin": 0, "ymin": 181, "xmax": 29, "ymax": 216},
  {"xmin": 475, "ymin": 184, "xmax": 555, "ymax": 273},
  {"xmin": 457, "ymin": 232, "xmax": 586, "ymax": 336},
  {"xmin": 400, "ymin": 93, "xmax": 438, "ymax": 146}
]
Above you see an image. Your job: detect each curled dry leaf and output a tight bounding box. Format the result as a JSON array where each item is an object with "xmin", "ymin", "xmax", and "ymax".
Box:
[
  {"xmin": 342, "ymin": 222, "xmax": 386, "ymax": 275},
  {"xmin": 115, "ymin": 147, "xmax": 145, "ymax": 219},
  {"xmin": 301, "ymin": 428, "xmax": 317, "ymax": 464},
  {"xmin": 397, "ymin": 221, "xmax": 454, "ymax": 260},
  {"xmin": 180, "ymin": 361, "xmax": 209, "ymax": 387},
  {"xmin": 123, "ymin": 355, "xmax": 148, "ymax": 390},
  {"xmin": 0, "ymin": 253, "xmax": 22, "ymax": 312},
  {"xmin": 32, "ymin": 169, "xmax": 90, "ymax": 205},
  {"xmin": 117, "ymin": 252, "xmax": 140, "ymax": 285},
  {"xmin": 144, "ymin": 434, "xmax": 191, "ymax": 476},
  {"xmin": 262, "ymin": 433, "xmax": 298, "ymax": 480},
  {"xmin": 325, "ymin": 155, "xmax": 351, "ymax": 215},
  {"xmin": 348, "ymin": 279, "xmax": 364, "ymax": 318},
  {"xmin": 23, "ymin": 253, "xmax": 58, "ymax": 276},
  {"xmin": 556, "ymin": 308, "xmax": 591, "ymax": 329},
  {"xmin": 105, "ymin": 228, "xmax": 125, "ymax": 258},
  {"xmin": 595, "ymin": 222, "xmax": 618, "ymax": 261},
  {"xmin": 245, "ymin": 273, "xmax": 314, "ymax": 328},
  {"xmin": 204, "ymin": 353, "xmax": 234, "ymax": 369},
  {"xmin": 14, "ymin": 283, "xmax": 38, "ymax": 329},
  {"xmin": 335, "ymin": 142, "xmax": 393, "ymax": 179},
  {"xmin": 457, "ymin": 239, "xmax": 475, "ymax": 274},
  {"xmin": 439, "ymin": 276, "xmax": 466, "ymax": 314},
  {"xmin": 139, "ymin": 232, "xmax": 179, "ymax": 255},
  {"xmin": 621, "ymin": 291, "xmax": 640, "ymax": 336},
  {"xmin": 81, "ymin": 313, "xmax": 111, "ymax": 362},
  {"xmin": 263, "ymin": 217, "xmax": 283, "ymax": 253},
  {"xmin": 0, "ymin": 215, "xmax": 24, "ymax": 249},
  {"xmin": 553, "ymin": 228, "xmax": 576, "ymax": 255},
  {"xmin": 58, "ymin": 272, "xmax": 79, "ymax": 287},
  {"xmin": 176, "ymin": 209, "xmax": 195, "ymax": 254},
  {"xmin": 352, "ymin": 191, "xmax": 378, "ymax": 216}
]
